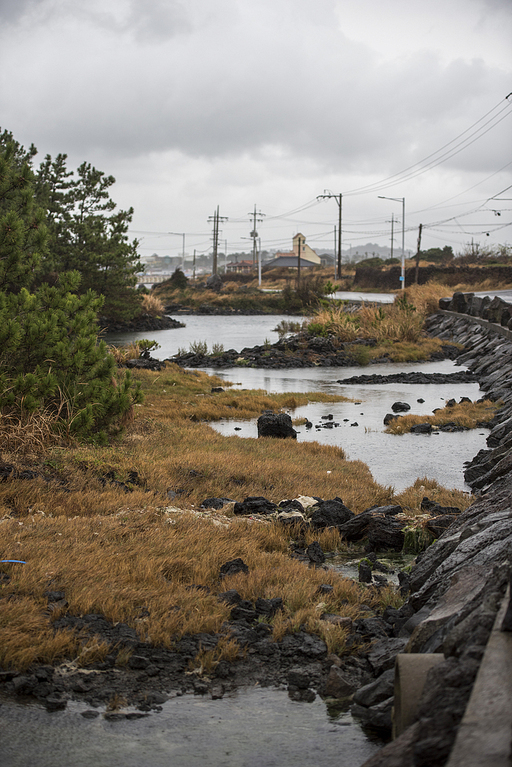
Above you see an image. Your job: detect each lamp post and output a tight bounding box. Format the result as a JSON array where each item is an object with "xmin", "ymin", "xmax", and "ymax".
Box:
[
  {"xmin": 169, "ymin": 232, "xmax": 186, "ymax": 271},
  {"xmin": 378, "ymin": 196, "xmax": 405, "ymax": 290}
]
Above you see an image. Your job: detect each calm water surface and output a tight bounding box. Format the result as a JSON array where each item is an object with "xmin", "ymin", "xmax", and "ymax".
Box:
[
  {"xmin": 0, "ymin": 688, "xmax": 383, "ymax": 767},
  {"xmin": 105, "ymin": 314, "xmax": 293, "ymax": 358},
  {"xmin": 205, "ymin": 360, "xmax": 487, "ymax": 494}
]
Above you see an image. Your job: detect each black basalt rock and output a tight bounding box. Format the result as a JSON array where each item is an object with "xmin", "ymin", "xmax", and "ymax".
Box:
[
  {"xmin": 257, "ymin": 412, "xmax": 297, "ymax": 439},
  {"xmin": 219, "ymin": 558, "xmax": 249, "ymax": 578},
  {"xmin": 309, "ymin": 498, "xmax": 355, "ymax": 529},
  {"xmin": 233, "ymin": 497, "xmax": 277, "ymax": 516},
  {"xmin": 391, "ymin": 401, "xmax": 411, "ymax": 413}
]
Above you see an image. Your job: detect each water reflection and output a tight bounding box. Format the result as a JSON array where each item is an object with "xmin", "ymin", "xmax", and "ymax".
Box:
[
  {"xmin": 105, "ymin": 313, "xmax": 487, "ymax": 492},
  {"xmin": 206, "ymin": 361, "xmax": 487, "ymax": 493},
  {"xmin": 105, "ymin": 314, "xmax": 293, "ymax": 358}
]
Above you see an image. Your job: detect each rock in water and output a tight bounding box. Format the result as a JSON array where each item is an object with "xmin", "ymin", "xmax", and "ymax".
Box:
[{"xmin": 257, "ymin": 413, "xmax": 297, "ymax": 439}]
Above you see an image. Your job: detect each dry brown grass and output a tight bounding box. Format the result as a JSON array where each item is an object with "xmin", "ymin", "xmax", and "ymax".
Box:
[
  {"xmin": 0, "ymin": 361, "xmax": 481, "ymax": 670},
  {"xmin": 0, "ymin": 409, "xmax": 64, "ymax": 456},
  {"xmin": 108, "ymin": 341, "xmax": 142, "ymax": 364},
  {"xmin": 385, "ymin": 399, "xmax": 498, "ymax": 435},
  {"xmin": 141, "ymin": 293, "xmax": 165, "ymax": 317},
  {"xmin": 0, "ymin": 598, "xmax": 79, "ymax": 670},
  {"xmin": 312, "ymin": 300, "xmax": 424, "ymax": 344},
  {"xmin": 189, "ymin": 637, "xmax": 243, "ymax": 676},
  {"xmin": 402, "ymin": 282, "xmax": 453, "ymax": 315},
  {"xmin": 452, "ymin": 276, "xmax": 512, "ymax": 291},
  {"xmin": 395, "ymin": 477, "xmax": 473, "ymax": 516},
  {"xmin": 0, "ymin": 509, "xmax": 383, "ymax": 667}
]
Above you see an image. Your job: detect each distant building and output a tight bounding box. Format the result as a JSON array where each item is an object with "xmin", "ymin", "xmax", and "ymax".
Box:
[
  {"xmin": 226, "ymin": 259, "xmax": 254, "ymax": 274},
  {"xmin": 319, "ymin": 253, "xmax": 336, "ymax": 267},
  {"xmin": 263, "ymin": 233, "xmax": 320, "ymax": 270}
]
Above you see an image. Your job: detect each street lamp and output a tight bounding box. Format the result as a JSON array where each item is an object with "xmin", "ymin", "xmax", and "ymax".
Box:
[
  {"xmin": 169, "ymin": 232, "xmax": 186, "ymax": 270},
  {"xmin": 378, "ymin": 196, "xmax": 405, "ymax": 290}
]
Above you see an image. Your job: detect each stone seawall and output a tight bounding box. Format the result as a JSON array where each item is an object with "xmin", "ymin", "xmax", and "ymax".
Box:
[
  {"xmin": 438, "ymin": 290, "xmax": 512, "ymax": 332},
  {"xmin": 362, "ymin": 310, "xmax": 512, "ymax": 767}
]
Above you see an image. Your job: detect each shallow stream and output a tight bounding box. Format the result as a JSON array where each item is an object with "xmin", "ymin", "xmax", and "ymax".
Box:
[
  {"xmin": 0, "ymin": 687, "xmax": 384, "ymax": 767},
  {"xmin": 205, "ymin": 360, "xmax": 487, "ymax": 493},
  {"xmin": 107, "ymin": 315, "xmax": 488, "ymax": 493},
  {"xmin": 36, "ymin": 309, "xmax": 488, "ymax": 765}
]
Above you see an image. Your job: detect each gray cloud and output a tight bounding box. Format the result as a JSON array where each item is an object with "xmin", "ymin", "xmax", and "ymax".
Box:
[
  {"xmin": 1, "ymin": 0, "xmax": 511, "ymax": 252},
  {"xmin": 0, "ymin": 0, "xmax": 41, "ymax": 24}
]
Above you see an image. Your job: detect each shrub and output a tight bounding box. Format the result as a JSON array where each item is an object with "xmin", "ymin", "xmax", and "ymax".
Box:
[
  {"xmin": 168, "ymin": 268, "xmax": 188, "ymax": 289},
  {"xmin": 274, "ymin": 320, "xmax": 303, "ymax": 339},
  {"xmin": 141, "ymin": 293, "xmax": 164, "ymax": 317},
  {"xmin": 189, "ymin": 340, "xmax": 208, "ymax": 355},
  {"xmin": 0, "ymin": 139, "xmax": 142, "ymax": 442}
]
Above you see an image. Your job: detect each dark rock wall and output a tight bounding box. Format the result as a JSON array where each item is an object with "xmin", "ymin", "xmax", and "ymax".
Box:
[
  {"xmin": 354, "ymin": 265, "xmax": 512, "ymax": 291},
  {"xmin": 362, "ymin": 309, "xmax": 512, "ymax": 767}
]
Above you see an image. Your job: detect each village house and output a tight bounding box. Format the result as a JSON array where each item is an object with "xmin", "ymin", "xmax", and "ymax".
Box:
[
  {"xmin": 263, "ymin": 233, "xmax": 321, "ymax": 270},
  {"xmin": 225, "ymin": 259, "xmax": 254, "ymax": 274}
]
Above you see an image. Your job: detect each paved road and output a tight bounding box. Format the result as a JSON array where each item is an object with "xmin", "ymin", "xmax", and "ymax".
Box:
[{"xmin": 472, "ymin": 289, "xmax": 512, "ymax": 302}]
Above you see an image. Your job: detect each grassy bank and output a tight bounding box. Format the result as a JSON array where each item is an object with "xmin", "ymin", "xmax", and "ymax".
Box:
[
  {"xmin": 385, "ymin": 399, "xmax": 499, "ymax": 434},
  {"xmin": 0, "ymin": 358, "xmax": 477, "ymax": 672}
]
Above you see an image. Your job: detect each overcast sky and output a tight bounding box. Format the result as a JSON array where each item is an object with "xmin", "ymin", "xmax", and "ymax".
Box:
[{"xmin": 1, "ymin": 0, "xmax": 511, "ymax": 260}]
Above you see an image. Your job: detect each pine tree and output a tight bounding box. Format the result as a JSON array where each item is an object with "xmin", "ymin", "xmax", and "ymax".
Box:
[
  {"xmin": 0, "ymin": 136, "xmax": 142, "ymax": 442},
  {"xmin": 36, "ymin": 157, "xmax": 143, "ymax": 322},
  {"xmin": 0, "ymin": 132, "xmax": 46, "ymax": 292}
]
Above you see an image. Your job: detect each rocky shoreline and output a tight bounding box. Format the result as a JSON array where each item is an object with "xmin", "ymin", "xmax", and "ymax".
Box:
[
  {"xmin": 358, "ymin": 310, "xmax": 512, "ymax": 766},
  {"xmin": 100, "ymin": 313, "xmax": 185, "ymax": 334},
  {"xmin": 2, "ymin": 306, "xmax": 512, "ymax": 766},
  {"xmin": 171, "ymin": 333, "xmax": 461, "ymax": 370}
]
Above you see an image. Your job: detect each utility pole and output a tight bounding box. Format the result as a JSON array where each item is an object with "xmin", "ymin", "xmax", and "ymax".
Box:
[
  {"xmin": 415, "ymin": 224, "xmax": 423, "ymax": 284},
  {"xmin": 193, "ymin": 249, "xmax": 196, "ymax": 280},
  {"xmin": 208, "ymin": 206, "xmax": 228, "ymax": 275},
  {"xmin": 317, "ymin": 192, "xmax": 342, "ymax": 279},
  {"xmin": 333, "ymin": 226, "xmax": 337, "ymax": 280},
  {"xmin": 297, "ymin": 234, "xmax": 302, "ymax": 287},
  {"xmin": 249, "ymin": 205, "xmax": 265, "ymax": 269},
  {"xmin": 378, "ymin": 196, "xmax": 405, "ymax": 290},
  {"xmin": 258, "ymin": 237, "xmax": 262, "ymax": 286},
  {"xmin": 389, "ymin": 213, "xmax": 394, "ymax": 261}
]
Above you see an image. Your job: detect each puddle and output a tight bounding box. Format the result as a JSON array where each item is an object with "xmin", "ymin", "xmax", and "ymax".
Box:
[{"xmin": 327, "ymin": 551, "xmax": 417, "ymax": 584}]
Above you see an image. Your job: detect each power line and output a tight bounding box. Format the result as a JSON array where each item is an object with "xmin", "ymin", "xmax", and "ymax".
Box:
[
  {"xmin": 413, "ymin": 160, "xmax": 512, "ymax": 214},
  {"xmin": 342, "ymin": 96, "xmax": 512, "ymax": 197}
]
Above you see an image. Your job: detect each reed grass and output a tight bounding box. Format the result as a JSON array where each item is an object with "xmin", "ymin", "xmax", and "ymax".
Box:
[
  {"xmin": 402, "ymin": 282, "xmax": 453, "ymax": 315},
  {"xmin": 141, "ymin": 293, "xmax": 165, "ymax": 317},
  {"xmin": 311, "ymin": 299, "xmax": 424, "ymax": 344}
]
